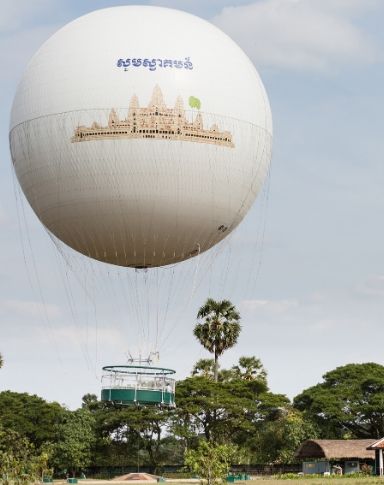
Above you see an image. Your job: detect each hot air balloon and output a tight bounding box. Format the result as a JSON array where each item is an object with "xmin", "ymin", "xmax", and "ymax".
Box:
[{"xmin": 9, "ymin": 6, "xmax": 272, "ymax": 406}]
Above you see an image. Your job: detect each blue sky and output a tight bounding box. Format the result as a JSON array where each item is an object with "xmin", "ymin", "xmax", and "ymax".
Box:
[{"xmin": 1, "ymin": 0, "xmax": 384, "ymax": 409}]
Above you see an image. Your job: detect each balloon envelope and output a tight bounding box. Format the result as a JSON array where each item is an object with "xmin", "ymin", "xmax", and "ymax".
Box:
[{"xmin": 10, "ymin": 6, "xmax": 272, "ymax": 268}]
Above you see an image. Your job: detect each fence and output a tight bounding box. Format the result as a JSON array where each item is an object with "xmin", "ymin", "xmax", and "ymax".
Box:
[{"xmin": 85, "ymin": 463, "xmax": 302, "ymax": 479}]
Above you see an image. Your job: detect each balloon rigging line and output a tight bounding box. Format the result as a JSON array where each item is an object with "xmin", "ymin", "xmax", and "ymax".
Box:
[
  {"xmin": 11, "ymin": 172, "xmax": 64, "ymax": 367},
  {"xmin": 245, "ymin": 163, "xmax": 272, "ymax": 297},
  {"xmin": 157, "ymin": 244, "xmax": 203, "ymax": 351},
  {"xmin": 48, "ymin": 235, "xmax": 100, "ymax": 377},
  {"xmin": 158, "ymin": 230, "xmax": 236, "ymax": 353}
]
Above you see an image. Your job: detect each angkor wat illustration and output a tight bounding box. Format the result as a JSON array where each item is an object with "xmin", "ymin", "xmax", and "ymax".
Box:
[{"xmin": 72, "ymin": 85, "xmax": 234, "ymax": 148}]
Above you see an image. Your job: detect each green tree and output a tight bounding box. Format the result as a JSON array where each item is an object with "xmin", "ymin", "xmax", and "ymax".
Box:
[
  {"xmin": 192, "ymin": 359, "xmax": 215, "ymax": 378},
  {"xmin": 175, "ymin": 376, "xmax": 245, "ymax": 443},
  {"xmin": 294, "ymin": 362, "xmax": 384, "ymax": 438},
  {"xmin": 192, "ymin": 356, "xmax": 266, "ymax": 384},
  {"xmin": 175, "ymin": 373, "xmax": 286, "ymax": 447},
  {"xmin": 175, "ymin": 355, "xmax": 288, "ymax": 450},
  {"xmin": 0, "ymin": 425, "xmax": 51, "ymax": 485},
  {"xmin": 251, "ymin": 408, "xmax": 317, "ymax": 464},
  {"xmin": 52, "ymin": 408, "xmax": 96, "ymax": 476},
  {"xmin": 0, "ymin": 353, "xmax": 3, "ymax": 369},
  {"xmin": 0, "ymin": 391, "xmax": 65, "ymax": 449},
  {"xmin": 185, "ymin": 440, "xmax": 236, "ymax": 485},
  {"xmin": 194, "ymin": 299, "xmax": 241, "ymax": 382},
  {"xmin": 81, "ymin": 393, "xmax": 102, "ymax": 412},
  {"xmin": 232, "ymin": 356, "xmax": 267, "ymax": 384},
  {"xmin": 94, "ymin": 405, "xmax": 174, "ymax": 471}
]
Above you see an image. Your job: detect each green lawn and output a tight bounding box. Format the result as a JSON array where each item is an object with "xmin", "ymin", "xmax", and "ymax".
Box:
[
  {"xmin": 50, "ymin": 478, "xmax": 384, "ymax": 485},
  {"xmin": 231, "ymin": 479, "xmax": 383, "ymax": 485}
]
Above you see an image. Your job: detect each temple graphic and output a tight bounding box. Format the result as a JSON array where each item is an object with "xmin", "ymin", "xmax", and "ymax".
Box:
[{"xmin": 72, "ymin": 85, "xmax": 234, "ymax": 148}]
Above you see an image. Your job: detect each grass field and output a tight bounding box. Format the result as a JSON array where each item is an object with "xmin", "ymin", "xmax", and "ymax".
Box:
[
  {"xmin": 241, "ymin": 479, "xmax": 384, "ymax": 485},
  {"xmin": 51, "ymin": 478, "xmax": 384, "ymax": 485}
]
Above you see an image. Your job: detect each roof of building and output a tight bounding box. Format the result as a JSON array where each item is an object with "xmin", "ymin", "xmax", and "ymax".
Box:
[
  {"xmin": 367, "ymin": 438, "xmax": 384, "ymax": 450},
  {"xmin": 295, "ymin": 439, "xmax": 376, "ymax": 460}
]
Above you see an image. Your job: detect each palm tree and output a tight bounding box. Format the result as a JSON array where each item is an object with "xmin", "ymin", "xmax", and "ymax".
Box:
[
  {"xmin": 192, "ymin": 358, "xmax": 215, "ymax": 378},
  {"xmin": 81, "ymin": 393, "xmax": 99, "ymax": 410},
  {"xmin": 194, "ymin": 298, "xmax": 241, "ymax": 382},
  {"xmin": 232, "ymin": 356, "xmax": 267, "ymax": 383}
]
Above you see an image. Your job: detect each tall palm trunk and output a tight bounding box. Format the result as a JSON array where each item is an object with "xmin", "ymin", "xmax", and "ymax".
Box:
[{"xmin": 214, "ymin": 347, "xmax": 219, "ymax": 382}]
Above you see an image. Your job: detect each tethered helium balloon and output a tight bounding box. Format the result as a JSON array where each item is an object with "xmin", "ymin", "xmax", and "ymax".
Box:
[
  {"xmin": 9, "ymin": 6, "xmax": 272, "ymax": 269},
  {"xmin": 10, "ymin": 6, "xmax": 273, "ymax": 408}
]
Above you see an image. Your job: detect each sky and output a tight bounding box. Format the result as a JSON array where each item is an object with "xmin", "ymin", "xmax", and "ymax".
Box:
[{"xmin": 1, "ymin": 0, "xmax": 384, "ymax": 410}]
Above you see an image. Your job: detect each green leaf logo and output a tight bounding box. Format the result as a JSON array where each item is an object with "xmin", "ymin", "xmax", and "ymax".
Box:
[{"xmin": 189, "ymin": 96, "xmax": 201, "ymax": 110}]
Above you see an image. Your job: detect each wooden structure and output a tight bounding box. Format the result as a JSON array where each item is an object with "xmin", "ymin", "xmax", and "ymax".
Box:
[
  {"xmin": 367, "ymin": 438, "xmax": 384, "ymax": 476},
  {"xmin": 295, "ymin": 439, "xmax": 375, "ymax": 475}
]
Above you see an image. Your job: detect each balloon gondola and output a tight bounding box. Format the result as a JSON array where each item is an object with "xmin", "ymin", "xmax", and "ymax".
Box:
[{"xmin": 101, "ymin": 365, "xmax": 176, "ymax": 407}]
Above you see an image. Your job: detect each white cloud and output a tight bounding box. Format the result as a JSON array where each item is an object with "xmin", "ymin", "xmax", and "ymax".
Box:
[
  {"xmin": 0, "ymin": 0, "xmax": 63, "ymax": 89},
  {"xmin": 52, "ymin": 323, "xmax": 122, "ymax": 347},
  {"xmin": 310, "ymin": 0, "xmax": 379, "ymax": 15},
  {"xmin": 242, "ymin": 298, "xmax": 299, "ymax": 314},
  {"xmin": 236, "ymin": 275, "xmax": 384, "ymax": 397},
  {"xmin": 213, "ymin": 0, "xmax": 378, "ymax": 71},
  {"xmin": 353, "ymin": 274, "xmax": 384, "ymax": 298},
  {"xmin": 241, "ymin": 276, "xmax": 384, "ymax": 331},
  {"xmin": 149, "ymin": 0, "xmax": 246, "ymax": 17},
  {"xmin": 1, "ymin": 299, "xmax": 61, "ymax": 318},
  {"xmin": 0, "ymin": 0, "xmax": 59, "ymax": 32},
  {"xmin": 0, "ymin": 25, "xmax": 60, "ymax": 86}
]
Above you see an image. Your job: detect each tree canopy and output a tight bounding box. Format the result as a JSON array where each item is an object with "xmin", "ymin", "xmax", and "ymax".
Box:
[
  {"xmin": 175, "ymin": 357, "xmax": 288, "ymax": 452},
  {"xmin": 251, "ymin": 408, "xmax": 317, "ymax": 464},
  {"xmin": 293, "ymin": 362, "xmax": 384, "ymax": 438},
  {"xmin": 0, "ymin": 424, "xmax": 51, "ymax": 483},
  {"xmin": 0, "ymin": 391, "xmax": 65, "ymax": 449},
  {"xmin": 52, "ymin": 408, "xmax": 96, "ymax": 476}
]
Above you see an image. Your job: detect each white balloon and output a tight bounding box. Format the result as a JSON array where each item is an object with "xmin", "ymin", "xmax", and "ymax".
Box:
[{"xmin": 10, "ymin": 6, "xmax": 272, "ymax": 268}]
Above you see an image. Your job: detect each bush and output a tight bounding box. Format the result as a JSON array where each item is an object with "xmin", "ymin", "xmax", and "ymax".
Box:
[{"xmin": 185, "ymin": 441, "xmax": 237, "ymax": 485}]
